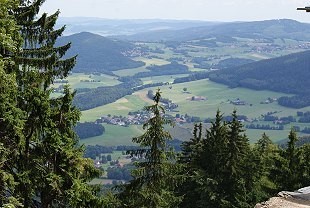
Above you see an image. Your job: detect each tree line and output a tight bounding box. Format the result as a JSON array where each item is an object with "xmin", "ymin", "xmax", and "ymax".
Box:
[{"xmin": 73, "ymin": 79, "xmax": 142, "ymax": 110}]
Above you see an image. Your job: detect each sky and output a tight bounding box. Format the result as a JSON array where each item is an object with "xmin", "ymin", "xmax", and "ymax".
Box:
[{"xmin": 41, "ymin": 0, "xmax": 310, "ymax": 23}]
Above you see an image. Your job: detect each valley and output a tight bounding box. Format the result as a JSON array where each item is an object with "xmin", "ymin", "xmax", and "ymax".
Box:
[{"xmin": 52, "ymin": 19, "xmax": 310, "ymax": 146}]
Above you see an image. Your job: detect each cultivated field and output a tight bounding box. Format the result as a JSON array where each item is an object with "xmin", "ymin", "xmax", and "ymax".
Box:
[{"xmin": 79, "ymin": 78, "xmax": 310, "ymax": 146}]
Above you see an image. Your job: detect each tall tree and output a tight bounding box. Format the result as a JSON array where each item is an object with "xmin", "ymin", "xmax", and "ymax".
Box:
[
  {"xmin": 222, "ymin": 110, "xmax": 251, "ymax": 207},
  {"xmin": 0, "ymin": 1, "xmax": 103, "ymax": 207},
  {"xmin": 196, "ymin": 110, "xmax": 229, "ymax": 207},
  {"xmin": 177, "ymin": 123, "xmax": 204, "ymax": 208},
  {"xmin": 0, "ymin": 0, "xmax": 24, "ymax": 206},
  {"xmin": 119, "ymin": 89, "xmax": 181, "ymax": 208},
  {"xmin": 281, "ymin": 129, "xmax": 303, "ymax": 190}
]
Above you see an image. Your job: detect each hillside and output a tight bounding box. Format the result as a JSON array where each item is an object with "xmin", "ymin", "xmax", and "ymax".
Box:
[
  {"xmin": 57, "ymin": 32, "xmax": 144, "ymax": 73},
  {"xmin": 209, "ymin": 50, "xmax": 310, "ymax": 94},
  {"xmin": 119, "ymin": 19, "xmax": 310, "ymax": 42},
  {"xmin": 209, "ymin": 50, "xmax": 310, "ymax": 108}
]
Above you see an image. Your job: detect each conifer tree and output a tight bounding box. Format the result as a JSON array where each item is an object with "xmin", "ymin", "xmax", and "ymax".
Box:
[
  {"xmin": 281, "ymin": 129, "xmax": 302, "ymax": 190},
  {"xmin": 119, "ymin": 89, "xmax": 181, "ymax": 208},
  {"xmin": 196, "ymin": 110, "xmax": 229, "ymax": 207},
  {"xmin": 0, "ymin": 0, "xmax": 24, "ymax": 205},
  {"xmin": 177, "ymin": 123, "xmax": 204, "ymax": 208},
  {"xmin": 300, "ymin": 144, "xmax": 310, "ymax": 186},
  {"xmin": 244, "ymin": 133, "xmax": 278, "ymax": 204},
  {"xmin": 221, "ymin": 110, "xmax": 250, "ymax": 207},
  {"xmin": 0, "ymin": 1, "xmax": 103, "ymax": 207}
]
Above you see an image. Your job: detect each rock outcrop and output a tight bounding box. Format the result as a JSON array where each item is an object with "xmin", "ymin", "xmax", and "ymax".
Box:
[{"xmin": 255, "ymin": 187, "xmax": 310, "ymax": 208}]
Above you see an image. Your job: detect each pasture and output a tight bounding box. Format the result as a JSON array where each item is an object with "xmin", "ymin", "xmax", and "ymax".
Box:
[
  {"xmin": 80, "ymin": 78, "xmax": 310, "ymax": 145},
  {"xmin": 53, "ymin": 73, "xmax": 120, "ymax": 89}
]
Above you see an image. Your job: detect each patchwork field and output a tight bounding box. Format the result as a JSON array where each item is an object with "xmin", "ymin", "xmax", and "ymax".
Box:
[{"xmin": 79, "ymin": 78, "xmax": 310, "ymax": 146}]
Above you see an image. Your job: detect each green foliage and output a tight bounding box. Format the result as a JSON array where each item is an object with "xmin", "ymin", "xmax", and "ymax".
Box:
[
  {"xmin": 73, "ymin": 79, "xmax": 142, "ymax": 110},
  {"xmin": 74, "ymin": 122, "xmax": 105, "ymax": 139},
  {"xmin": 270, "ymin": 129, "xmax": 305, "ymax": 191},
  {"xmin": 177, "ymin": 110, "xmax": 310, "ymax": 208},
  {"xmin": 0, "ymin": 1, "xmax": 105, "ymax": 207},
  {"xmin": 119, "ymin": 89, "xmax": 182, "ymax": 208}
]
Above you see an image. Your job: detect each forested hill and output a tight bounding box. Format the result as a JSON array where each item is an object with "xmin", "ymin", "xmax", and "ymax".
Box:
[
  {"xmin": 209, "ymin": 50, "xmax": 310, "ymax": 95},
  {"xmin": 119, "ymin": 19, "xmax": 310, "ymax": 42},
  {"xmin": 57, "ymin": 32, "xmax": 144, "ymax": 73}
]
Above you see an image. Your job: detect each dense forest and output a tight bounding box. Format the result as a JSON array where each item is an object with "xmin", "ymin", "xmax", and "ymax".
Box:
[
  {"xmin": 0, "ymin": 0, "xmax": 104, "ymax": 207},
  {"xmin": 1, "ymin": 1, "xmax": 309, "ymax": 208}
]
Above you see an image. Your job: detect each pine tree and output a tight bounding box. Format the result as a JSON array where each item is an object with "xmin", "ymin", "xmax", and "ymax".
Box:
[
  {"xmin": 300, "ymin": 144, "xmax": 310, "ymax": 187},
  {"xmin": 0, "ymin": 1, "xmax": 103, "ymax": 207},
  {"xmin": 196, "ymin": 110, "xmax": 229, "ymax": 207},
  {"xmin": 282, "ymin": 129, "xmax": 303, "ymax": 190},
  {"xmin": 119, "ymin": 89, "xmax": 181, "ymax": 208},
  {"xmin": 0, "ymin": 0, "xmax": 24, "ymax": 206},
  {"xmin": 245, "ymin": 133, "xmax": 278, "ymax": 204},
  {"xmin": 222, "ymin": 110, "xmax": 250, "ymax": 207},
  {"xmin": 177, "ymin": 123, "xmax": 204, "ymax": 208}
]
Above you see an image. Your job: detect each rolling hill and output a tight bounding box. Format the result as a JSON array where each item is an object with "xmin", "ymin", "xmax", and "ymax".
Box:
[
  {"xmin": 209, "ymin": 50, "xmax": 310, "ymax": 108},
  {"xmin": 57, "ymin": 32, "xmax": 145, "ymax": 73},
  {"xmin": 119, "ymin": 19, "xmax": 310, "ymax": 42}
]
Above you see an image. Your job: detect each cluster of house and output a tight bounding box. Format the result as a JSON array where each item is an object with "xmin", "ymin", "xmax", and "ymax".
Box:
[
  {"xmin": 260, "ymin": 97, "xmax": 278, "ymax": 104},
  {"xmin": 230, "ymin": 98, "xmax": 246, "ymax": 105},
  {"xmin": 96, "ymin": 112, "xmax": 153, "ymax": 126},
  {"xmin": 161, "ymin": 102, "xmax": 179, "ymax": 111},
  {"xmin": 188, "ymin": 96, "xmax": 207, "ymax": 101},
  {"xmin": 121, "ymin": 46, "xmax": 149, "ymax": 57}
]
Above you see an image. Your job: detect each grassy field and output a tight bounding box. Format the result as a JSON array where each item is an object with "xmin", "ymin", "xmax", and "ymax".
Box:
[
  {"xmin": 141, "ymin": 74, "xmax": 189, "ymax": 84},
  {"xmin": 80, "ymin": 124, "xmax": 144, "ymax": 146},
  {"xmin": 53, "ymin": 73, "xmax": 120, "ymax": 89},
  {"xmin": 79, "ymin": 78, "xmax": 310, "ymax": 145},
  {"xmin": 80, "ymin": 92, "xmax": 153, "ymax": 122},
  {"xmin": 73, "ymin": 38, "xmax": 310, "ymax": 146}
]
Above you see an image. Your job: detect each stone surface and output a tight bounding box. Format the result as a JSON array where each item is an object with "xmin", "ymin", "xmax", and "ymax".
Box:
[{"xmin": 255, "ymin": 187, "xmax": 310, "ymax": 208}]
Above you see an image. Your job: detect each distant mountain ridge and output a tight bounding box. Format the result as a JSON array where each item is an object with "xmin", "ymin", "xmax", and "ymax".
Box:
[
  {"xmin": 118, "ymin": 19, "xmax": 310, "ymax": 42},
  {"xmin": 57, "ymin": 17, "xmax": 220, "ymax": 36},
  {"xmin": 57, "ymin": 32, "xmax": 144, "ymax": 73}
]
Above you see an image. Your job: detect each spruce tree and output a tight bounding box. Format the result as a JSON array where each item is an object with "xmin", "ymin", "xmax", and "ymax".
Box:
[
  {"xmin": 222, "ymin": 110, "xmax": 250, "ymax": 207},
  {"xmin": 196, "ymin": 110, "xmax": 229, "ymax": 207},
  {"xmin": 244, "ymin": 133, "xmax": 278, "ymax": 205},
  {"xmin": 119, "ymin": 89, "xmax": 181, "ymax": 208},
  {"xmin": 0, "ymin": 0, "xmax": 24, "ymax": 205},
  {"xmin": 282, "ymin": 129, "xmax": 303, "ymax": 190},
  {"xmin": 177, "ymin": 123, "xmax": 204, "ymax": 208},
  {"xmin": 0, "ymin": 1, "xmax": 103, "ymax": 207}
]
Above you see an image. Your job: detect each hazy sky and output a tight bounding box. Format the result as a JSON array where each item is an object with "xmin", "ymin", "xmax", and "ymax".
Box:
[{"xmin": 41, "ymin": 0, "xmax": 310, "ymax": 22}]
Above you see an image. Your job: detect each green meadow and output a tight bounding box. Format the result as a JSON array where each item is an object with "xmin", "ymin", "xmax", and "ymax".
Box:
[
  {"xmin": 80, "ymin": 124, "xmax": 144, "ymax": 146},
  {"xmin": 80, "ymin": 78, "xmax": 310, "ymax": 146},
  {"xmin": 53, "ymin": 73, "xmax": 120, "ymax": 89}
]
